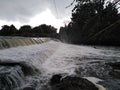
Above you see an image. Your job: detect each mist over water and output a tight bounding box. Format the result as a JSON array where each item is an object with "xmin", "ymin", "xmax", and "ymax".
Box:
[{"xmin": 0, "ymin": 38, "xmax": 120, "ymax": 90}]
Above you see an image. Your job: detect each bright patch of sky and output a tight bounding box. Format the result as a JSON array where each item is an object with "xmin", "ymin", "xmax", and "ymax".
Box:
[
  {"xmin": 0, "ymin": 0, "xmax": 74, "ymax": 30},
  {"xmin": 0, "ymin": 9, "xmax": 71, "ymax": 30}
]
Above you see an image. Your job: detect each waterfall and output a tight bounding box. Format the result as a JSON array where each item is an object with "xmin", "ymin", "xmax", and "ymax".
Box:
[
  {"xmin": 0, "ymin": 37, "xmax": 50, "ymax": 49},
  {"xmin": 0, "ymin": 65, "xmax": 24, "ymax": 90},
  {"xmin": 0, "ymin": 39, "xmax": 60, "ymax": 90}
]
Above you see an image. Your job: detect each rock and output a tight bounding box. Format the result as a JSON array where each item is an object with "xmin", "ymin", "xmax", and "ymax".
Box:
[
  {"xmin": 50, "ymin": 74, "xmax": 62, "ymax": 85},
  {"xmin": 23, "ymin": 87, "xmax": 35, "ymax": 90},
  {"xmin": 50, "ymin": 74, "xmax": 98, "ymax": 90}
]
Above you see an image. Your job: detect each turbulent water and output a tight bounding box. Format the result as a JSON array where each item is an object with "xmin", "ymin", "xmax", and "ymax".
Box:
[
  {"xmin": 0, "ymin": 38, "xmax": 120, "ymax": 90},
  {"xmin": 0, "ymin": 37, "xmax": 50, "ymax": 49}
]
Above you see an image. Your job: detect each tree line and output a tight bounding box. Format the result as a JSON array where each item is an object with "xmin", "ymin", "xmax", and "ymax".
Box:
[
  {"xmin": 59, "ymin": 0, "xmax": 120, "ymax": 46},
  {"xmin": 0, "ymin": 24, "xmax": 58, "ymax": 38}
]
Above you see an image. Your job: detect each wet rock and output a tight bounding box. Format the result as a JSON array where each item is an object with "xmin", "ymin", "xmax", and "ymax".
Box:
[
  {"xmin": 50, "ymin": 74, "xmax": 98, "ymax": 90},
  {"xmin": 23, "ymin": 87, "xmax": 35, "ymax": 90},
  {"xmin": 50, "ymin": 74, "xmax": 62, "ymax": 85}
]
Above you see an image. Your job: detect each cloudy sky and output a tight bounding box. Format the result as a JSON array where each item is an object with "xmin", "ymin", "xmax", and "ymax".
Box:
[{"xmin": 0, "ymin": 0, "xmax": 74, "ymax": 29}]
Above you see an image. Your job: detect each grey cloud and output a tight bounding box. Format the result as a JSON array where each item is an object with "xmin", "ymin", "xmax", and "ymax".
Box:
[
  {"xmin": 49, "ymin": 0, "xmax": 74, "ymax": 18},
  {"xmin": 0, "ymin": 0, "xmax": 74, "ymax": 22}
]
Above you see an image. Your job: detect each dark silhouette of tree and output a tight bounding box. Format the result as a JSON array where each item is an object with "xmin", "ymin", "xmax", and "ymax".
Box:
[
  {"xmin": 0, "ymin": 25, "xmax": 18, "ymax": 36},
  {"xmin": 59, "ymin": 0, "xmax": 120, "ymax": 46},
  {"xmin": 0, "ymin": 25, "xmax": 10, "ymax": 36},
  {"xmin": 0, "ymin": 24, "xmax": 58, "ymax": 38},
  {"xmin": 32, "ymin": 24, "xmax": 57, "ymax": 37},
  {"xmin": 32, "ymin": 26, "xmax": 41, "ymax": 36},
  {"xmin": 9, "ymin": 25, "xmax": 18, "ymax": 35},
  {"xmin": 18, "ymin": 25, "xmax": 32, "ymax": 36}
]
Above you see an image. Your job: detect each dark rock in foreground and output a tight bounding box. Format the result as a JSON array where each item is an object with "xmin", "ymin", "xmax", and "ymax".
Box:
[
  {"xmin": 23, "ymin": 87, "xmax": 35, "ymax": 90},
  {"xmin": 49, "ymin": 74, "xmax": 98, "ymax": 90}
]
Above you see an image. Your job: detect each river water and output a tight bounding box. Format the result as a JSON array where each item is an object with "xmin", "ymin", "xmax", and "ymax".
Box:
[{"xmin": 0, "ymin": 39, "xmax": 120, "ymax": 90}]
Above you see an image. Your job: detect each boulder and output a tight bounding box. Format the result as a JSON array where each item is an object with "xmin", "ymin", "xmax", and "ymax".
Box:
[
  {"xmin": 50, "ymin": 74, "xmax": 98, "ymax": 90},
  {"xmin": 23, "ymin": 87, "xmax": 35, "ymax": 90},
  {"xmin": 50, "ymin": 74, "xmax": 62, "ymax": 85}
]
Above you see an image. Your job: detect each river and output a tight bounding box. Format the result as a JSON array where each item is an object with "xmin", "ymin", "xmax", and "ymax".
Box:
[{"xmin": 0, "ymin": 38, "xmax": 120, "ymax": 90}]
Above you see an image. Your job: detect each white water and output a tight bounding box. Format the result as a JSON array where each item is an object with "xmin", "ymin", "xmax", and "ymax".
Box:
[
  {"xmin": 0, "ymin": 40, "xmax": 120, "ymax": 90},
  {"xmin": 0, "ymin": 37, "xmax": 50, "ymax": 49}
]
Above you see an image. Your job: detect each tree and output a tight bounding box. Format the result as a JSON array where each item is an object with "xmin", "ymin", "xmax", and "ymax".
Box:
[
  {"xmin": 59, "ymin": 0, "xmax": 120, "ymax": 45},
  {"xmin": 19, "ymin": 25, "xmax": 32, "ymax": 36},
  {"xmin": 0, "ymin": 25, "xmax": 18, "ymax": 36},
  {"xmin": 32, "ymin": 24, "xmax": 57, "ymax": 37},
  {"xmin": 9, "ymin": 25, "xmax": 18, "ymax": 35}
]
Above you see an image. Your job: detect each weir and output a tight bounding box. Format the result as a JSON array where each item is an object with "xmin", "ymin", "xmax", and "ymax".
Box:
[{"xmin": 0, "ymin": 37, "xmax": 50, "ymax": 49}]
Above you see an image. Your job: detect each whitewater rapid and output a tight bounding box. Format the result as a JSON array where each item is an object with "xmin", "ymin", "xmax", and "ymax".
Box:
[{"xmin": 0, "ymin": 40, "xmax": 120, "ymax": 90}]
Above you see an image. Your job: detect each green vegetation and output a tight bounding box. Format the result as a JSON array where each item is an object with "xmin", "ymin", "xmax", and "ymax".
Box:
[
  {"xmin": 59, "ymin": 0, "xmax": 120, "ymax": 46},
  {"xmin": 0, "ymin": 24, "xmax": 59, "ymax": 38}
]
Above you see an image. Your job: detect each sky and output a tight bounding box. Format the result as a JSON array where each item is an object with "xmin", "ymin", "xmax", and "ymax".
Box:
[{"xmin": 0, "ymin": 0, "xmax": 74, "ymax": 30}]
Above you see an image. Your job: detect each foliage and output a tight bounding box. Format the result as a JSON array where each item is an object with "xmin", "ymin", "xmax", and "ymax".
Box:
[
  {"xmin": 0, "ymin": 24, "xmax": 58, "ymax": 38},
  {"xmin": 59, "ymin": 0, "xmax": 120, "ymax": 46},
  {"xmin": 0, "ymin": 25, "xmax": 17, "ymax": 36}
]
